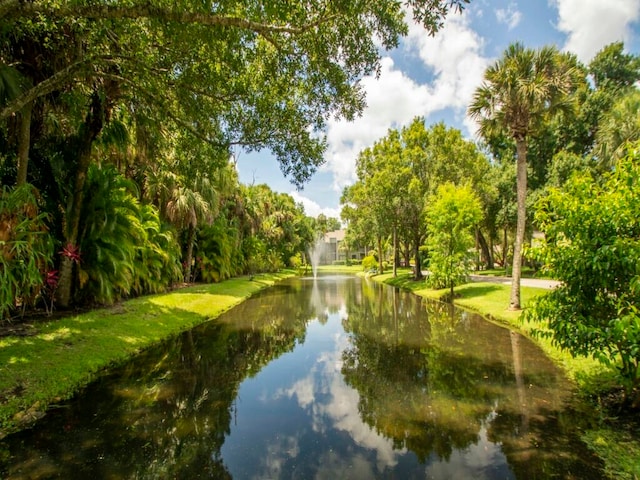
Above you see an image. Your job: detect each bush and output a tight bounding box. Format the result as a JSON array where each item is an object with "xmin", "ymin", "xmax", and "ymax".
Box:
[{"xmin": 362, "ymin": 254, "xmax": 377, "ymax": 272}]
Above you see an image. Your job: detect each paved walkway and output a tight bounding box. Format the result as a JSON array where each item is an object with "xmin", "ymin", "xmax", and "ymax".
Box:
[{"xmin": 468, "ymin": 274, "xmax": 560, "ymax": 290}]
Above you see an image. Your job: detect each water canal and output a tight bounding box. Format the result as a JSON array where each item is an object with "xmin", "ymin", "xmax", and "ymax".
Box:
[{"xmin": 1, "ymin": 275, "xmax": 602, "ymax": 479}]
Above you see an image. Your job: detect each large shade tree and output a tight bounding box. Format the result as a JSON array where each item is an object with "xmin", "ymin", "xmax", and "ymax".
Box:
[
  {"xmin": 468, "ymin": 43, "xmax": 579, "ymax": 310},
  {"xmin": 1, "ymin": 0, "xmax": 469, "ymax": 308}
]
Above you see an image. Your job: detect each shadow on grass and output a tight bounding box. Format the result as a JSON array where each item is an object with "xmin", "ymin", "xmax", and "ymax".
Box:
[{"xmin": 381, "ymin": 273, "xmax": 426, "ymax": 292}]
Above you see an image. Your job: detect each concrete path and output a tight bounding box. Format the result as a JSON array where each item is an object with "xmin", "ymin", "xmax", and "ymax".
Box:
[{"xmin": 468, "ymin": 274, "xmax": 560, "ymax": 290}]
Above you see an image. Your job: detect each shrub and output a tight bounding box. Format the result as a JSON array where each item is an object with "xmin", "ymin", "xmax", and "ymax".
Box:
[
  {"xmin": 362, "ymin": 254, "xmax": 377, "ymax": 271},
  {"xmin": 527, "ymin": 148, "xmax": 640, "ymax": 406}
]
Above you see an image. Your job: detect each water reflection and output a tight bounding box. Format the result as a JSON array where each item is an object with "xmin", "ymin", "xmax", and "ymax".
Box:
[{"xmin": 1, "ymin": 276, "xmax": 601, "ymax": 479}]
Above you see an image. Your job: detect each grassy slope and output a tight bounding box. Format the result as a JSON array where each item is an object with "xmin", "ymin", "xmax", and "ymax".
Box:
[
  {"xmin": 0, "ymin": 271, "xmax": 294, "ymax": 438},
  {"xmin": 373, "ymin": 269, "xmax": 639, "ymax": 480}
]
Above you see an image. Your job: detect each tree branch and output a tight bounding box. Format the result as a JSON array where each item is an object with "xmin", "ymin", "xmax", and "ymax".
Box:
[
  {"xmin": 4, "ymin": 3, "xmax": 336, "ymax": 38},
  {"xmin": 0, "ymin": 59, "xmax": 91, "ymax": 120}
]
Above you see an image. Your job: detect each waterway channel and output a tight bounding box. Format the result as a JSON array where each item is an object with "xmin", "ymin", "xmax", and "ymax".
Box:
[{"xmin": 1, "ymin": 275, "xmax": 602, "ymax": 478}]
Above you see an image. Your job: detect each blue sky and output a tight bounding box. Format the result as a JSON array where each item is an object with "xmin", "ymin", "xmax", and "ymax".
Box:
[{"xmin": 236, "ymin": 0, "xmax": 640, "ymax": 219}]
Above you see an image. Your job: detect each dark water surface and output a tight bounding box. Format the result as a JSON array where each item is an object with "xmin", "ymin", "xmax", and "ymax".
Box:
[{"xmin": 1, "ymin": 275, "xmax": 602, "ymax": 479}]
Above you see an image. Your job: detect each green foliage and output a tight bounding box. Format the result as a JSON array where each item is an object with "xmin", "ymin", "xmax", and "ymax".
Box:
[
  {"xmin": 2, "ymin": 0, "xmax": 467, "ymax": 187},
  {"xmin": 589, "ymin": 41, "xmax": 640, "ymax": 91},
  {"xmin": 0, "ymin": 184, "xmax": 53, "ymax": 320},
  {"xmin": 426, "ymin": 183, "xmax": 482, "ymax": 293},
  {"xmin": 594, "ymin": 89, "xmax": 640, "ymax": 167},
  {"xmin": 527, "ymin": 146, "xmax": 640, "ymax": 404}
]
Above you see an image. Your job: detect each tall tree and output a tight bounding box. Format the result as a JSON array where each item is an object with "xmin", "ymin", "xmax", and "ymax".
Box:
[
  {"xmin": 2, "ymin": 0, "xmax": 469, "ymax": 308},
  {"xmin": 468, "ymin": 43, "xmax": 579, "ymax": 310}
]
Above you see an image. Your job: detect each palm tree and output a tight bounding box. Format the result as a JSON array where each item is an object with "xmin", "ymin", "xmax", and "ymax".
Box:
[
  {"xmin": 166, "ymin": 185, "xmax": 215, "ymax": 283},
  {"xmin": 469, "ymin": 43, "xmax": 578, "ymax": 309},
  {"xmin": 594, "ymin": 89, "xmax": 640, "ymax": 167}
]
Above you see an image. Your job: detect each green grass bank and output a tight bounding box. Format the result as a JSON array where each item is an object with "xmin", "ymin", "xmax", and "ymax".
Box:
[
  {"xmin": 369, "ymin": 268, "xmax": 639, "ymax": 480},
  {"xmin": 0, "ymin": 271, "xmax": 294, "ymax": 438}
]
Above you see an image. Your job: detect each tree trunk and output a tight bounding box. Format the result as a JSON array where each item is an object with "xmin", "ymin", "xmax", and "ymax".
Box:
[
  {"xmin": 184, "ymin": 223, "xmax": 196, "ymax": 282},
  {"xmin": 377, "ymin": 235, "xmax": 384, "ymax": 274},
  {"xmin": 510, "ymin": 137, "xmax": 528, "ymax": 310},
  {"xmin": 56, "ymin": 92, "xmax": 107, "ymax": 308},
  {"xmin": 402, "ymin": 242, "xmax": 411, "ymax": 269},
  {"xmin": 413, "ymin": 228, "xmax": 423, "ymax": 280},
  {"xmin": 502, "ymin": 225, "xmax": 508, "ymax": 272},
  {"xmin": 392, "ymin": 223, "xmax": 397, "ymax": 278},
  {"xmin": 477, "ymin": 228, "xmax": 494, "ymax": 270},
  {"xmin": 16, "ymin": 102, "xmax": 32, "ymax": 186}
]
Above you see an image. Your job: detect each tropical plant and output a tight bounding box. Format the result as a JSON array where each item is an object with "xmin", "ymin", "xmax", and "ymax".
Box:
[
  {"xmin": 76, "ymin": 165, "xmax": 144, "ymax": 304},
  {"xmin": 469, "ymin": 42, "xmax": 580, "ymax": 309},
  {"xmin": 527, "ymin": 145, "xmax": 640, "ymax": 407},
  {"xmin": 0, "ymin": 184, "xmax": 53, "ymax": 320},
  {"xmin": 197, "ymin": 218, "xmax": 239, "ymax": 283},
  {"xmin": 132, "ymin": 204, "xmax": 182, "ymax": 294}
]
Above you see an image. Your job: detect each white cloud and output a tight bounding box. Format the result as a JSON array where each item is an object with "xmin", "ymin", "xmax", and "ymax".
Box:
[
  {"xmin": 322, "ymin": 11, "xmax": 490, "ymax": 192},
  {"xmin": 322, "ymin": 57, "xmax": 432, "ymax": 191},
  {"xmin": 405, "ymin": 10, "xmax": 490, "ymax": 112},
  {"xmin": 289, "ymin": 190, "xmax": 342, "ymax": 219},
  {"xmin": 495, "ymin": 3, "xmax": 522, "ymax": 30},
  {"xmin": 552, "ymin": 0, "xmax": 640, "ymax": 62}
]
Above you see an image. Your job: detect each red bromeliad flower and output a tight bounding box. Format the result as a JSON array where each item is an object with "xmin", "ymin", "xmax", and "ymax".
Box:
[
  {"xmin": 45, "ymin": 270, "xmax": 59, "ymax": 289},
  {"xmin": 59, "ymin": 243, "xmax": 81, "ymax": 263}
]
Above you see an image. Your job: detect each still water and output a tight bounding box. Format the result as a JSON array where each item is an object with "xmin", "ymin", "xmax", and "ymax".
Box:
[{"xmin": 2, "ymin": 275, "xmax": 602, "ymax": 479}]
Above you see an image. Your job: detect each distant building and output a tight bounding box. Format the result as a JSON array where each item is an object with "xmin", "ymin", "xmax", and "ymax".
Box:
[{"xmin": 320, "ymin": 230, "xmax": 367, "ymax": 264}]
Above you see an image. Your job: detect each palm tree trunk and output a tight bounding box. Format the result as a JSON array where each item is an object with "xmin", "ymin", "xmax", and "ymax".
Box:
[
  {"xmin": 16, "ymin": 102, "xmax": 32, "ymax": 186},
  {"xmin": 56, "ymin": 92, "xmax": 106, "ymax": 308},
  {"xmin": 184, "ymin": 223, "xmax": 196, "ymax": 282},
  {"xmin": 510, "ymin": 137, "xmax": 527, "ymax": 310}
]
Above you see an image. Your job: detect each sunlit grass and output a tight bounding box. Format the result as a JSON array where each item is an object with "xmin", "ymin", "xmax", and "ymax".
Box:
[
  {"xmin": 0, "ymin": 271, "xmax": 294, "ymax": 437},
  {"xmin": 316, "ymin": 264, "xmax": 363, "ymax": 274}
]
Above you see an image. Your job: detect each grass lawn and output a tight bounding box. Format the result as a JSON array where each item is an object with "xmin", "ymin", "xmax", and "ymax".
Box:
[
  {"xmin": 371, "ymin": 270, "xmax": 639, "ymax": 480},
  {"xmin": 316, "ymin": 264, "xmax": 364, "ymax": 274},
  {"xmin": 0, "ymin": 271, "xmax": 294, "ymax": 438},
  {"xmin": 473, "ymin": 266, "xmax": 554, "ymax": 279}
]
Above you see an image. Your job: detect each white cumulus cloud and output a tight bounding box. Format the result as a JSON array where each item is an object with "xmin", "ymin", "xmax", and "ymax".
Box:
[
  {"xmin": 322, "ymin": 10, "xmax": 490, "ymax": 193},
  {"xmin": 289, "ymin": 191, "xmax": 342, "ymax": 219},
  {"xmin": 552, "ymin": 0, "xmax": 640, "ymax": 62}
]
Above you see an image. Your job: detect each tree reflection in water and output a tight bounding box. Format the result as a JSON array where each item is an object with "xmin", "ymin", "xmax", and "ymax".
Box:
[{"xmin": 1, "ymin": 276, "xmax": 602, "ymax": 479}]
